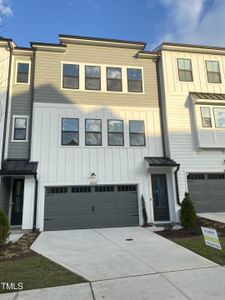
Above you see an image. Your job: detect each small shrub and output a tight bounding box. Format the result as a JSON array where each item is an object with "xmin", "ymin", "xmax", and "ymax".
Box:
[
  {"xmin": 0, "ymin": 208, "xmax": 10, "ymax": 247},
  {"xmin": 180, "ymin": 192, "xmax": 197, "ymax": 229}
]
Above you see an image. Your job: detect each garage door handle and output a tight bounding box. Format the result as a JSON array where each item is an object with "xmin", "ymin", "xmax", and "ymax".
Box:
[{"xmin": 92, "ymin": 206, "xmax": 95, "ymax": 212}]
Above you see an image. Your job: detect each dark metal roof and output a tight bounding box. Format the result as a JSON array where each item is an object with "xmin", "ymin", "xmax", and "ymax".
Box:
[
  {"xmin": 145, "ymin": 157, "xmax": 179, "ymax": 167},
  {"xmin": 190, "ymin": 92, "xmax": 225, "ymax": 101},
  {"xmin": 0, "ymin": 160, "xmax": 38, "ymax": 176},
  {"xmin": 30, "ymin": 41, "xmax": 67, "ymax": 48}
]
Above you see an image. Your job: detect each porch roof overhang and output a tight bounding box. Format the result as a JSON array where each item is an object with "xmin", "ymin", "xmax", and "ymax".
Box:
[
  {"xmin": 0, "ymin": 160, "xmax": 38, "ymax": 176},
  {"xmin": 144, "ymin": 157, "xmax": 179, "ymax": 167}
]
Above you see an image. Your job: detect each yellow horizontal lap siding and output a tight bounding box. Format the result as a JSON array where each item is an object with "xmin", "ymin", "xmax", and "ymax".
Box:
[{"xmin": 34, "ymin": 44, "xmax": 159, "ymax": 108}]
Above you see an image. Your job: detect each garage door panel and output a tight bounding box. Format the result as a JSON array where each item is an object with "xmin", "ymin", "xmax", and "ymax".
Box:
[
  {"xmin": 188, "ymin": 174, "xmax": 225, "ymax": 213},
  {"xmin": 44, "ymin": 185, "xmax": 139, "ymax": 230}
]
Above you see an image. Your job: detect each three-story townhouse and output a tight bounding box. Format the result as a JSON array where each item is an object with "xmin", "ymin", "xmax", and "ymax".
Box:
[
  {"xmin": 156, "ymin": 42, "xmax": 225, "ymax": 218},
  {"xmin": 0, "ymin": 35, "xmax": 179, "ymax": 231}
]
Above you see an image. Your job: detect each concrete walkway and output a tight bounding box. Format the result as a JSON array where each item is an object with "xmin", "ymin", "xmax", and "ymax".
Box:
[
  {"xmin": 27, "ymin": 227, "xmax": 225, "ymax": 299},
  {"xmin": 198, "ymin": 212, "xmax": 225, "ymax": 224}
]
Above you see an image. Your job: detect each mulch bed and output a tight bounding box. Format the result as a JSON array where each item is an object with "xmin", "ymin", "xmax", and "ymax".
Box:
[
  {"xmin": 0, "ymin": 232, "xmax": 39, "ymax": 261},
  {"xmin": 157, "ymin": 217, "xmax": 225, "ymax": 239}
]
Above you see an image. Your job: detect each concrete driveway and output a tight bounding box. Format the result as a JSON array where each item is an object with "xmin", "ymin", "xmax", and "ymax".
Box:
[
  {"xmin": 198, "ymin": 212, "xmax": 225, "ymax": 224},
  {"xmin": 31, "ymin": 227, "xmax": 225, "ymax": 300}
]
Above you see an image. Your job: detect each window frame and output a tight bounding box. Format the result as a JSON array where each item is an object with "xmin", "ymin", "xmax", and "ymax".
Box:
[
  {"xmin": 85, "ymin": 65, "xmax": 101, "ymax": 91},
  {"xmin": 205, "ymin": 60, "xmax": 222, "ymax": 84},
  {"xmin": 107, "ymin": 119, "xmax": 124, "ymax": 146},
  {"xmin": 106, "ymin": 67, "xmax": 122, "ymax": 92},
  {"xmin": 127, "ymin": 68, "xmax": 143, "ymax": 93},
  {"xmin": 61, "ymin": 63, "xmax": 80, "ymax": 90},
  {"xmin": 15, "ymin": 61, "xmax": 31, "ymax": 85},
  {"xmin": 200, "ymin": 107, "xmax": 212, "ymax": 128},
  {"xmin": 213, "ymin": 107, "xmax": 225, "ymax": 128},
  {"xmin": 129, "ymin": 120, "xmax": 146, "ymax": 147},
  {"xmin": 61, "ymin": 118, "xmax": 79, "ymax": 146},
  {"xmin": 85, "ymin": 119, "xmax": 102, "ymax": 146},
  {"xmin": 177, "ymin": 58, "xmax": 193, "ymax": 82},
  {"xmin": 12, "ymin": 115, "xmax": 29, "ymax": 142}
]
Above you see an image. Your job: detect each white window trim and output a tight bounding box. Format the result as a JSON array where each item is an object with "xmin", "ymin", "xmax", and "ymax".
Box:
[
  {"xmin": 176, "ymin": 57, "xmax": 194, "ymax": 83},
  {"xmin": 11, "ymin": 115, "xmax": 29, "ymax": 142},
  {"xmin": 204, "ymin": 60, "xmax": 223, "ymax": 85},
  {"xmin": 15, "ymin": 60, "xmax": 31, "ymax": 85},
  {"xmin": 61, "ymin": 61, "xmax": 145, "ymax": 94},
  {"xmin": 197, "ymin": 105, "xmax": 225, "ymax": 130}
]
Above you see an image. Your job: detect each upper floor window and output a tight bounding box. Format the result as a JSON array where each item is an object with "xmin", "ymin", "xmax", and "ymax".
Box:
[
  {"xmin": 107, "ymin": 67, "xmax": 122, "ymax": 92},
  {"xmin": 61, "ymin": 118, "xmax": 79, "ymax": 146},
  {"xmin": 200, "ymin": 107, "xmax": 212, "ymax": 128},
  {"xmin": 16, "ymin": 63, "xmax": 29, "ymax": 83},
  {"xmin": 177, "ymin": 58, "xmax": 193, "ymax": 82},
  {"xmin": 206, "ymin": 61, "xmax": 221, "ymax": 83},
  {"xmin": 127, "ymin": 68, "xmax": 143, "ymax": 92},
  {"xmin": 213, "ymin": 108, "xmax": 225, "ymax": 128},
  {"xmin": 63, "ymin": 64, "xmax": 79, "ymax": 89},
  {"xmin": 129, "ymin": 120, "xmax": 145, "ymax": 146},
  {"xmin": 85, "ymin": 66, "xmax": 101, "ymax": 90},
  {"xmin": 12, "ymin": 116, "xmax": 28, "ymax": 141},
  {"xmin": 85, "ymin": 119, "xmax": 102, "ymax": 146},
  {"xmin": 108, "ymin": 120, "xmax": 124, "ymax": 146}
]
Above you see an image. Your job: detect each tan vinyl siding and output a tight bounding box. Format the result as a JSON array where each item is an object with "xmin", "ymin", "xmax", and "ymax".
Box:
[
  {"xmin": 34, "ymin": 44, "xmax": 159, "ymax": 107},
  {"xmin": 8, "ymin": 56, "xmax": 32, "ymax": 159}
]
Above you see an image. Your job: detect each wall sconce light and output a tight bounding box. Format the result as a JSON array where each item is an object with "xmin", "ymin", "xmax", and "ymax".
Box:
[{"xmin": 89, "ymin": 173, "xmax": 97, "ymax": 185}]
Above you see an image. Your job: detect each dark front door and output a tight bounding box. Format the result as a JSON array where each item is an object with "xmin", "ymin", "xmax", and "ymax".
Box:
[
  {"xmin": 151, "ymin": 174, "xmax": 170, "ymax": 222},
  {"xmin": 11, "ymin": 179, "xmax": 24, "ymax": 225}
]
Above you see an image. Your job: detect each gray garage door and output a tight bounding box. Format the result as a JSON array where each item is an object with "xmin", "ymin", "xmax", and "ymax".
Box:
[
  {"xmin": 44, "ymin": 184, "xmax": 139, "ymax": 230},
  {"xmin": 187, "ymin": 173, "xmax": 225, "ymax": 213}
]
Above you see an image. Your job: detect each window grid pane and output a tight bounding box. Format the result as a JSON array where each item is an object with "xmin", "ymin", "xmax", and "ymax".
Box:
[
  {"xmin": 213, "ymin": 108, "xmax": 225, "ymax": 128},
  {"xmin": 85, "ymin": 119, "xmax": 102, "ymax": 146},
  {"xmin": 108, "ymin": 120, "xmax": 124, "ymax": 146},
  {"xmin": 63, "ymin": 64, "xmax": 79, "ymax": 89},
  {"xmin": 206, "ymin": 61, "xmax": 221, "ymax": 83},
  {"xmin": 127, "ymin": 68, "xmax": 143, "ymax": 93},
  {"xmin": 107, "ymin": 67, "xmax": 122, "ymax": 92},
  {"xmin": 62, "ymin": 118, "xmax": 79, "ymax": 146},
  {"xmin": 129, "ymin": 121, "xmax": 145, "ymax": 146},
  {"xmin": 17, "ymin": 63, "xmax": 29, "ymax": 83},
  {"xmin": 85, "ymin": 66, "xmax": 101, "ymax": 90},
  {"xmin": 14, "ymin": 118, "xmax": 27, "ymax": 140},
  {"xmin": 200, "ymin": 107, "xmax": 212, "ymax": 128},
  {"xmin": 177, "ymin": 59, "xmax": 193, "ymax": 82}
]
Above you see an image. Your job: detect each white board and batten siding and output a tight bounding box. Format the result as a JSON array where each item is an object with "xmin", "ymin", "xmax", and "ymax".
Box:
[
  {"xmin": 161, "ymin": 50, "xmax": 225, "ymax": 202},
  {"xmin": 31, "ymin": 103, "xmax": 163, "ymax": 230}
]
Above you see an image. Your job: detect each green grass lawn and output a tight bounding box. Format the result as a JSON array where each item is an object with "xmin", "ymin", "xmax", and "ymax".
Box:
[
  {"xmin": 0, "ymin": 255, "xmax": 86, "ymax": 294},
  {"xmin": 172, "ymin": 236, "xmax": 225, "ymax": 266}
]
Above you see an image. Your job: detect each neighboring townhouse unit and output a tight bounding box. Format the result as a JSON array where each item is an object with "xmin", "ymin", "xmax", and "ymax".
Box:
[
  {"xmin": 0, "ymin": 35, "xmax": 179, "ymax": 231},
  {"xmin": 157, "ymin": 42, "xmax": 225, "ymax": 215},
  {"xmin": 0, "ymin": 38, "xmax": 14, "ymax": 213}
]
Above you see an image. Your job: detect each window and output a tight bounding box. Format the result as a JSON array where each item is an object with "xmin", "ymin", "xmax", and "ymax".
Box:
[
  {"xmin": 213, "ymin": 108, "xmax": 225, "ymax": 128},
  {"xmin": 62, "ymin": 64, "xmax": 79, "ymax": 89},
  {"xmin": 108, "ymin": 120, "xmax": 124, "ymax": 146},
  {"xmin": 206, "ymin": 61, "xmax": 221, "ymax": 83},
  {"xmin": 85, "ymin": 119, "xmax": 102, "ymax": 146},
  {"xmin": 200, "ymin": 107, "xmax": 212, "ymax": 128},
  {"xmin": 107, "ymin": 67, "xmax": 122, "ymax": 91},
  {"xmin": 177, "ymin": 58, "xmax": 193, "ymax": 82},
  {"xmin": 129, "ymin": 120, "xmax": 145, "ymax": 146},
  {"xmin": 16, "ymin": 63, "xmax": 29, "ymax": 83},
  {"xmin": 61, "ymin": 118, "xmax": 79, "ymax": 145},
  {"xmin": 13, "ymin": 117, "xmax": 28, "ymax": 141},
  {"xmin": 127, "ymin": 68, "xmax": 143, "ymax": 92},
  {"xmin": 85, "ymin": 66, "xmax": 101, "ymax": 90}
]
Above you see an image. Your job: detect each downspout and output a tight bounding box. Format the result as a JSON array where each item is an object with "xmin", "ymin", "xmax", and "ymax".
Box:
[
  {"xmin": 175, "ymin": 164, "xmax": 181, "ymax": 206},
  {"xmin": 29, "ymin": 48, "xmax": 39, "ymax": 231},
  {"xmin": 155, "ymin": 55, "xmax": 181, "ymax": 206},
  {"xmin": 32, "ymin": 173, "xmax": 38, "ymax": 231},
  {"xmin": 155, "ymin": 54, "xmax": 166, "ymax": 157},
  {"xmin": 1, "ymin": 41, "xmax": 13, "ymax": 165}
]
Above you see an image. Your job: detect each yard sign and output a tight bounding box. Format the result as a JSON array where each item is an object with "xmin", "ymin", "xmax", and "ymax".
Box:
[{"xmin": 201, "ymin": 227, "xmax": 222, "ymax": 250}]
